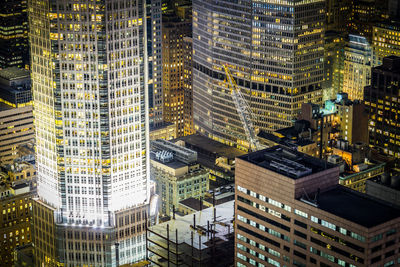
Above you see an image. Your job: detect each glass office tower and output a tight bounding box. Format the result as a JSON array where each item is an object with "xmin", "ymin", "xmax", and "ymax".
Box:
[
  {"xmin": 29, "ymin": 0, "xmax": 151, "ymax": 265},
  {"xmin": 193, "ymin": 0, "xmax": 324, "ymax": 150}
]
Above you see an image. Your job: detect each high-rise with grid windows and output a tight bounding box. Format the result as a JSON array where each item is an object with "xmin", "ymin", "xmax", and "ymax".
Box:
[
  {"xmin": 28, "ymin": 0, "xmax": 153, "ymax": 265},
  {"xmin": 193, "ymin": 0, "xmax": 324, "ymax": 150}
]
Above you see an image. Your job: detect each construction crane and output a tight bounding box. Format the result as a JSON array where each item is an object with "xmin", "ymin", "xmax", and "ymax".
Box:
[{"xmin": 223, "ymin": 65, "xmax": 262, "ymax": 151}]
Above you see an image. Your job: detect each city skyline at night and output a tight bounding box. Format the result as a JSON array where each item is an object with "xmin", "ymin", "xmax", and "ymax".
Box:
[{"xmin": 0, "ymin": 0, "xmax": 400, "ymax": 266}]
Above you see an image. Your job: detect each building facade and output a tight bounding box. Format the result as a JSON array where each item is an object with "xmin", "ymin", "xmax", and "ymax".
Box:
[
  {"xmin": 162, "ymin": 14, "xmax": 191, "ymax": 137},
  {"xmin": 147, "ymin": 0, "xmax": 163, "ymax": 127},
  {"xmin": 235, "ymin": 146, "xmax": 400, "ymax": 267},
  {"xmin": 342, "ymin": 35, "xmax": 372, "ymax": 101},
  {"xmin": 332, "ymin": 93, "xmax": 369, "ymax": 144},
  {"xmin": 323, "ymin": 31, "xmax": 345, "ymax": 101},
  {"xmin": 0, "ymin": 184, "xmax": 32, "ymax": 267},
  {"xmin": 28, "ymin": 0, "xmax": 153, "ymax": 265},
  {"xmin": 0, "ymin": 105, "xmax": 34, "ymax": 165},
  {"xmin": 149, "ymin": 122, "xmax": 177, "ymax": 141},
  {"xmin": 325, "ymin": 0, "xmax": 351, "ymax": 33},
  {"xmin": 364, "ymin": 56, "xmax": 400, "ymax": 158},
  {"xmin": 183, "ymin": 36, "xmax": 194, "ymax": 136},
  {"xmin": 150, "ymin": 139, "xmax": 208, "ymax": 217},
  {"xmin": 192, "ymin": 0, "xmax": 324, "ymax": 150},
  {"xmin": 372, "ymin": 21, "xmax": 400, "ymax": 67},
  {"xmin": 0, "ymin": 67, "xmax": 33, "ymax": 165},
  {"xmin": 0, "ymin": 0, "xmax": 29, "ymax": 69},
  {"xmin": 339, "ymin": 162, "xmax": 385, "ymax": 193}
]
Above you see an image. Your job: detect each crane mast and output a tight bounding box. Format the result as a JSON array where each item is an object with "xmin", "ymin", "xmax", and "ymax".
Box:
[{"xmin": 223, "ymin": 65, "xmax": 261, "ymax": 151}]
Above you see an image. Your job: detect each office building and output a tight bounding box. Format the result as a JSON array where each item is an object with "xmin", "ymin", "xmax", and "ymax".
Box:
[
  {"xmin": 0, "ymin": 67, "xmax": 32, "ymax": 106},
  {"xmin": 150, "ymin": 139, "xmax": 209, "ymax": 217},
  {"xmin": 258, "ymin": 122, "xmax": 319, "ymax": 158},
  {"xmin": 183, "ymin": 36, "xmax": 194, "ymax": 136},
  {"xmin": 29, "ymin": 0, "xmax": 155, "ymax": 265},
  {"xmin": 388, "ymin": 0, "xmax": 400, "ymax": 18},
  {"xmin": 147, "ymin": 0, "xmax": 163, "ymax": 127},
  {"xmin": 149, "ymin": 122, "xmax": 177, "ymax": 141},
  {"xmin": 0, "ymin": 104, "xmax": 34, "ymax": 164},
  {"xmin": 162, "ymin": 14, "xmax": 191, "ymax": 137},
  {"xmin": 276, "ymin": 93, "xmax": 369, "ymax": 158},
  {"xmin": 193, "ymin": 0, "xmax": 324, "ymax": 150},
  {"xmin": 0, "ymin": 0, "xmax": 29, "ymax": 69},
  {"xmin": 366, "ymin": 172, "xmax": 400, "ymax": 208},
  {"xmin": 5, "ymin": 160, "xmax": 36, "ymax": 183},
  {"xmin": 235, "ymin": 146, "xmax": 400, "ymax": 267},
  {"xmin": 330, "ymin": 93, "xmax": 369, "ymax": 144},
  {"xmin": 349, "ymin": 0, "xmax": 388, "ymax": 41},
  {"xmin": 298, "ymin": 103, "xmax": 336, "ymax": 158},
  {"xmin": 325, "ymin": 0, "xmax": 351, "ymax": 33},
  {"xmin": 365, "ymin": 56, "xmax": 400, "ymax": 158},
  {"xmin": 372, "ymin": 21, "xmax": 400, "ymax": 67},
  {"xmin": 323, "ymin": 31, "xmax": 345, "ymax": 101},
  {"xmin": 0, "ymin": 182, "xmax": 32, "ymax": 267},
  {"xmin": 175, "ymin": 134, "xmax": 246, "ymax": 185},
  {"xmin": 339, "ymin": 160, "xmax": 385, "ymax": 193},
  {"xmin": 0, "ymin": 67, "xmax": 33, "ymax": 165},
  {"xmin": 147, "ymin": 200, "xmax": 234, "ymax": 266},
  {"xmin": 342, "ymin": 35, "xmax": 372, "ymax": 101}
]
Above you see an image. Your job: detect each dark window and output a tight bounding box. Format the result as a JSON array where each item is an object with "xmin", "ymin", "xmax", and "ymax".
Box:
[
  {"xmin": 371, "ymin": 256, "xmax": 381, "ymax": 264},
  {"xmin": 293, "ymin": 260, "xmax": 306, "ymax": 267},
  {"xmin": 385, "ymin": 250, "xmax": 395, "ymax": 258},
  {"xmin": 294, "ymin": 250, "xmax": 306, "ymax": 260},
  {"xmin": 294, "ymin": 219, "xmax": 307, "ymax": 229},
  {"xmin": 386, "ymin": 229, "xmax": 396, "ymax": 237},
  {"xmin": 386, "ymin": 239, "xmax": 395, "ymax": 248},
  {"xmin": 371, "ymin": 244, "xmax": 382, "ymax": 253},
  {"xmin": 294, "ymin": 230, "xmax": 307, "ymax": 239},
  {"xmin": 294, "ymin": 239, "xmax": 307, "ymax": 250}
]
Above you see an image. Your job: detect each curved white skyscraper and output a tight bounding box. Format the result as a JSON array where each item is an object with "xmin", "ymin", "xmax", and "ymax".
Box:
[{"xmin": 29, "ymin": 0, "xmax": 154, "ymax": 265}]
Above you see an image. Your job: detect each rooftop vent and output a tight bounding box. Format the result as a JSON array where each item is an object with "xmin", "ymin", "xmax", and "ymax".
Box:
[{"xmin": 155, "ymin": 150, "xmax": 174, "ymax": 163}]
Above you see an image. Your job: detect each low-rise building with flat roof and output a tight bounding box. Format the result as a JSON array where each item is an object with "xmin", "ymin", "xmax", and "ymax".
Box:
[
  {"xmin": 365, "ymin": 171, "xmax": 400, "ymax": 208},
  {"xmin": 174, "ymin": 134, "xmax": 246, "ymax": 186},
  {"xmin": 151, "ymin": 140, "xmax": 209, "ymax": 218},
  {"xmin": 0, "ymin": 67, "xmax": 31, "ymax": 106},
  {"xmin": 150, "ymin": 122, "xmax": 177, "ymax": 141}
]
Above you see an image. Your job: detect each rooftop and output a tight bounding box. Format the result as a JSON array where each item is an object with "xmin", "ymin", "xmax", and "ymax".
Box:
[
  {"xmin": 149, "ymin": 121, "xmax": 174, "ymax": 131},
  {"xmin": 179, "ymin": 197, "xmax": 202, "ymax": 211},
  {"xmin": 174, "ymin": 134, "xmax": 245, "ymax": 159},
  {"xmin": 151, "ymin": 139, "xmax": 197, "ymax": 164},
  {"xmin": 316, "ymin": 186, "xmax": 400, "ymax": 228},
  {"xmin": 239, "ymin": 146, "xmax": 334, "ymax": 179},
  {"xmin": 0, "ymin": 102, "xmax": 12, "ymax": 111},
  {"xmin": 375, "ymin": 56, "xmax": 400, "ymax": 73},
  {"xmin": 0, "ymin": 67, "xmax": 30, "ymax": 81},
  {"xmin": 150, "ymin": 153, "xmax": 187, "ymax": 169},
  {"xmin": 339, "ymin": 162, "xmax": 385, "ymax": 181}
]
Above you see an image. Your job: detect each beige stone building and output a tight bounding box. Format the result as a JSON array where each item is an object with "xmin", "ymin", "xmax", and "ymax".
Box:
[{"xmin": 151, "ymin": 140, "xmax": 209, "ymax": 217}]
